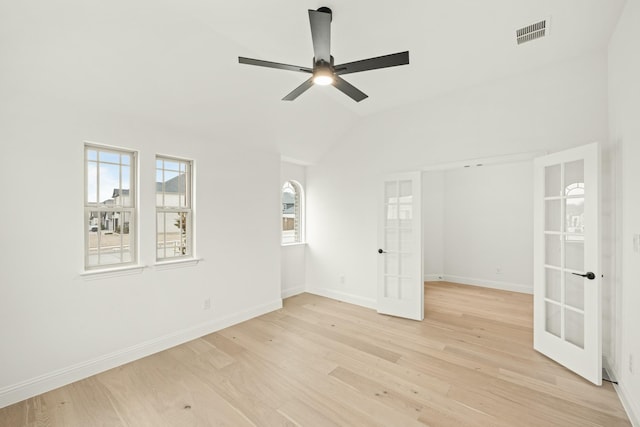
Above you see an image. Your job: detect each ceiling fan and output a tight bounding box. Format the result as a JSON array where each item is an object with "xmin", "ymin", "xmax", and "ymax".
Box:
[{"xmin": 238, "ymin": 7, "xmax": 410, "ymax": 102}]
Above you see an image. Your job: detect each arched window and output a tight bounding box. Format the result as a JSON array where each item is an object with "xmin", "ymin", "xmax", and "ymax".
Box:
[{"xmin": 282, "ymin": 180, "xmax": 304, "ymax": 244}]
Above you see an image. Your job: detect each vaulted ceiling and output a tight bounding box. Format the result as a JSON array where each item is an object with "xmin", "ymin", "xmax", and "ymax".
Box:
[{"xmin": 2, "ymin": 1, "xmax": 625, "ymax": 163}]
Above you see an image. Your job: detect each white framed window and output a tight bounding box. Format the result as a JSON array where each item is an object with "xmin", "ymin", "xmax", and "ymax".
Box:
[
  {"xmin": 282, "ymin": 180, "xmax": 304, "ymax": 244},
  {"xmin": 85, "ymin": 144, "xmax": 137, "ymax": 270},
  {"xmin": 156, "ymin": 156, "xmax": 193, "ymax": 261}
]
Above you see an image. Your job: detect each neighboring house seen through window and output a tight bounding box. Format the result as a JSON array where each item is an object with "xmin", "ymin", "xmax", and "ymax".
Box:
[
  {"xmin": 85, "ymin": 144, "xmax": 137, "ymax": 269},
  {"xmin": 282, "ymin": 180, "xmax": 303, "ymax": 244},
  {"xmin": 156, "ymin": 156, "xmax": 193, "ymax": 261}
]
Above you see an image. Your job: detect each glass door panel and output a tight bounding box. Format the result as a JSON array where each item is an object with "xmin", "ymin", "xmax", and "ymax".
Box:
[{"xmin": 542, "ymin": 159, "xmax": 587, "ymax": 351}]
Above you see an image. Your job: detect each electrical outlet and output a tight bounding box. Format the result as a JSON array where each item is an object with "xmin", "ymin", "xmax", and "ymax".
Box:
[{"xmin": 203, "ymin": 298, "xmax": 211, "ymax": 310}]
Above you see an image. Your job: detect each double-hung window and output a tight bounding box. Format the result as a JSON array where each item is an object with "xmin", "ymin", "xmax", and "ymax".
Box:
[
  {"xmin": 156, "ymin": 156, "xmax": 193, "ymax": 261},
  {"xmin": 85, "ymin": 144, "xmax": 137, "ymax": 269}
]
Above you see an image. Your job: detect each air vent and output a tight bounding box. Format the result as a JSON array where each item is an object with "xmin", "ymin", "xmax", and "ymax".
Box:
[{"xmin": 516, "ymin": 19, "xmax": 548, "ymax": 45}]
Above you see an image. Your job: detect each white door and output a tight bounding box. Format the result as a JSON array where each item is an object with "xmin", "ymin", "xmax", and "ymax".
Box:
[
  {"xmin": 533, "ymin": 143, "xmax": 601, "ymax": 385},
  {"xmin": 378, "ymin": 172, "xmax": 424, "ymax": 321}
]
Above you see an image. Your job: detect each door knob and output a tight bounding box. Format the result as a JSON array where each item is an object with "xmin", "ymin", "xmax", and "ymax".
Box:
[
  {"xmin": 572, "ymin": 272, "xmax": 596, "ymax": 280},
  {"xmin": 378, "ymin": 248, "xmax": 386, "ymax": 254}
]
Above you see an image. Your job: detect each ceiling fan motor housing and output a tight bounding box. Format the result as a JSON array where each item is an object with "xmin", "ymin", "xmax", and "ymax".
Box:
[{"xmin": 317, "ymin": 6, "xmax": 332, "ymax": 20}]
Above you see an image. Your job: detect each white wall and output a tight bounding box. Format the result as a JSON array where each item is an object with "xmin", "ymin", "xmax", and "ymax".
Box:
[
  {"xmin": 441, "ymin": 162, "xmax": 533, "ymax": 293},
  {"xmin": 422, "ymin": 162, "xmax": 533, "ymax": 293},
  {"xmin": 306, "ymin": 50, "xmax": 609, "ymax": 307},
  {"xmin": 422, "ymin": 171, "xmax": 445, "ymax": 279},
  {"xmin": 608, "ymin": 0, "xmax": 640, "ymax": 423},
  {"xmin": 281, "ymin": 162, "xmax": 307, "ymax": 298},
  {"xmin": 0, "ymin": 71, "xmax": 282, "ymax": 410}
]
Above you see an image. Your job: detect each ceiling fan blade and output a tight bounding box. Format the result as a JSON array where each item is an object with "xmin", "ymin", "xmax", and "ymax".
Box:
[
  {"xmin": 332, "ymin": 76, "xmax": 368, "ymax": 102},
  {"xmin": 308, "ymin": 9, "xmax": 331, "ymax": 62},
  {"xmin": 239, "ymin": 57, "xmax": 312, "ymax": 73},
  {"xmin": 282, "ymin": 78, "xmax": 315, "ymax": 101},
  {"xmin": 334, "ymin": 51, "xmax": 409, "ymax": 75}
]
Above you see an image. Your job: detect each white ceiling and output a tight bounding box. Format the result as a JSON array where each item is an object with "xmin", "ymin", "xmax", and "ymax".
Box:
[{"xmin": 2, "ymin": 1, "xmax": 625, "ymax": 163}]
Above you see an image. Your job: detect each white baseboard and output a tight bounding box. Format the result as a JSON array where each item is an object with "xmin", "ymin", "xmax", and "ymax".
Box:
[
  {"xmin": 614, "ymin": 382, "xmax": 640, "ymax": 427},
  {"xmin": 0, "ymin": 299, "xmax": 283, "ymax": 410},
  {"xmin": 282, "ymin": 285, "xmax": 305, "ymax": 299},
  {"xmin": 443, "ymin": 274, "xmax": 533, "ymax": 294},
  {"xmin": 424, "ymin": 274, "xmax": 444, "ymax": 281},
  {"xmin": 306, "ymin": 286, "xmax": 377, "ymax": 310}
]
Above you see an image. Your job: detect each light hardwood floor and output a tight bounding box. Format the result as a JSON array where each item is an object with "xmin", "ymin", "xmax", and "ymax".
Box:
[{"xmin": 0, "ymin": 281, "xmax": 631, "ymax": 426}]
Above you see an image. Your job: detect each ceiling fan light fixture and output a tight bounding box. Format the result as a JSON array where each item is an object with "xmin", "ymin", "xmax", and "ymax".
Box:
[
  {"xmin": 238, "ymin": 6, "xmax": 409, "ymax": 102},
  {"xmin": 313, "ymin": 68, "xmax": 334, "ymax": 85}
]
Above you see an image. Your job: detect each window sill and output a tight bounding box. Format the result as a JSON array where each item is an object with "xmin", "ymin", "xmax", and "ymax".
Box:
[
  {"xmin": 154, "ymin": 258, "xmax": 203, "ymax": 270},
  {"xmin": 80, "ymin": 264, "xmax": 147, "ymax": 280},
  {"xmin": 281, "ymin": 242, "xmax": 307, "ymax": 247}
]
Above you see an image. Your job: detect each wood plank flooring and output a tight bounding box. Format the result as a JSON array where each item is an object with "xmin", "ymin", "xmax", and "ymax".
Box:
[{"xmin": 0, "ymin": 281, "xmax": 631, "ymax": 426}]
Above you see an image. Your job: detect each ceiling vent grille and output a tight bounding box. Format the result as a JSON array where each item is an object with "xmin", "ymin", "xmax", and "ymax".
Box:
[{"xmin": 516, "ymin": 19, "xmax": 547, "ymax": 45}]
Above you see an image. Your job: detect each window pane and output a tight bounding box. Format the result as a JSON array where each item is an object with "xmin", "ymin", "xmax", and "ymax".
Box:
[
  {"xmin": 545, "ymin": 164, "xmax": 561, "ymax": 197},
  {"xmin": 157, "ymin": 211, "xmax": 189, "ymax": 259},
  {"xmin": 162, "ymin": 170, "xmax": 180, "ymax": 207},
  {"xmin": 564, "ymin": 160, "xmax": 584, "ymax": 196},
  {"xmin": 120, "ymin": 165, "xmax": 132, "ymax": 207},
  {"xmin": 399, "ymin": 180, "xmax": 412, "ymax": 198},
  {"xmin": 566, "ymin": 197, "xmax": 584, "ymax": 234},
  {"xmin": 545, "ymin": 302, "xmax": 561, "ymax": 338},
  {"xmin": 157, "ymin": 212, "xmax": 166, "ymax": 259},
  {"xmin": 545, "ymin": 268, "xmax": 561, "ymax": 303},
  {"xmin": 565, "ymin": 238, "xmax": 584, "ymax": 271},
  {"xmin": 545, "ymin": 199, "xmax": 561, "ymax": 232},
  {"xmin": 88, "ymin": 211, "xmax": 131, "ymax": 267},
  {"xmin": 282, "ymin": 181, "xmax": 298, "ymax": 243},
  {"xmin": 87, "ymin": 161, "xmax": 98, "ymax": 203},
  {"xmin": 99, "ymin": 162, "xmax": 120, "ymax": 203},
  {"xmin": 384, "ymin": 182, "xmax": 397, "ymax": 204},
  {"xmin": 99, "ymin": 151, "xmax": 120, "ymax": 164},
  {"xmin": 565, "ymin": 309, "xmax": 584, "ymax": 348},
  {"xmin": 565, "ymin": 272, "xmax": 584, "ymax": 310},
  {"xmin": 87, "ymin": 150, "xmax": 97, "ymax": 161},
  {"xmin": 545, "ymin": 234, "xmax": 561, "ymax": 267},
  {"xmin": 165, "ymin": 160, "xmax": 180, "ymax": 171},
  {"xmin": 121, "ymin": 211, "xmax": 133, "ymax": 262}
]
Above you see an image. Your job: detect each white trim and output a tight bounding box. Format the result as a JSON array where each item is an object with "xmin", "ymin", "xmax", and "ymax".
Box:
[
  {"xmin": 443, "ymin": 274, "xmax": 533, "ymax": 294},
  {"xmin": 0, "ymin": 299, "xmax": 282, "ymax": 409},
  {"xmin": 306, "ymin": 286, "xmax": 377, "ymax": 309},
  {"xmin": 154, "ymin": 258, "xmax": 203, "ymax": 270},
  {"xmin": 281, "ymin": 242, "xmax": 307, "ymax": 247},
  {"xmin": 282, "ymin": 285, "xmax": 306, "ymax": 299},
  {"xmin": 614, "ymin": 382, "xmax": 640, "ymax": 427},
  {"xmin": 424, "ymin": 274, "xmax": 444, "ymax": 281},
  {"xmin": 421, "ymin": 150, "xmax": 545, "ymax": 171},
  {"xmin": 280, "ymin": 156, "xmax": 312, "ymax": 166},
  {"xmin": 80, "ymin": 264, "xmax": 147, "ymax": 280}
]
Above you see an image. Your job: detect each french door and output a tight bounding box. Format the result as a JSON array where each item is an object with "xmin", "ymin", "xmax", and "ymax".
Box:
[
  {"xmin": 377, "ymin": 172, "xmax": 423, "ymax": 321},
  {"xmin": 533, "ymin": 143, "xmax": 601, "ymax": 385}
]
